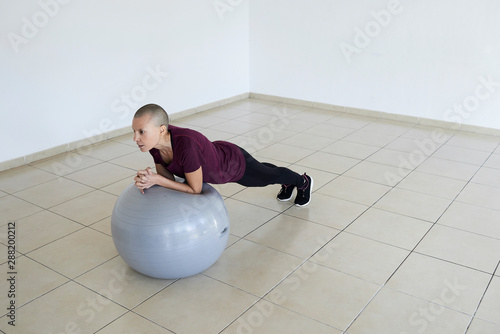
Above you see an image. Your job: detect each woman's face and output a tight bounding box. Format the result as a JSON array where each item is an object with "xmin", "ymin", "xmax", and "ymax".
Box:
[{"xmin": 132, "ymin": 115, "xmax": 165, "ymax": 152}]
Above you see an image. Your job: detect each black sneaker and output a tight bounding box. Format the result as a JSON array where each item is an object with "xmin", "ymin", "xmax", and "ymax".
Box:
[
  {"xmin": 294, "ymin": 174, "xmax": 313, "ymax": 207},
  {"xmin": 277, "ymin": 184, "xmax": 295, "ymax": 201}
]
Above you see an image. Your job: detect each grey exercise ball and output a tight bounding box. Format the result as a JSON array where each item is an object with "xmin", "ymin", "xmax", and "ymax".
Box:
[{"xmin": 111, "ymin": 183, "xmax": 230, "ymax": 279}]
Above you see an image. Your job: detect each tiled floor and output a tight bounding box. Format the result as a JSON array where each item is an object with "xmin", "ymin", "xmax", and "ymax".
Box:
[{"xmin": 1, "ymin": 98, "xmax": 500, "ymax": 333}]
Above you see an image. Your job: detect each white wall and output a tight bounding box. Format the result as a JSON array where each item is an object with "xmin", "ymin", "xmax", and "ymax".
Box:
[
  {"xmin": 250, "ymin": 0, "xmax": 500, "ymax": 129},
  {"xmin": 0, "ymin": 0, "xmax": 249, "ymax": 163}
]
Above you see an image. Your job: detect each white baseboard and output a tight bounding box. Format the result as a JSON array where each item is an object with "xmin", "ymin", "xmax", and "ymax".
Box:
[{"xmin": 1, "ymin": 91, "xmax": 498, "ymax": 172}]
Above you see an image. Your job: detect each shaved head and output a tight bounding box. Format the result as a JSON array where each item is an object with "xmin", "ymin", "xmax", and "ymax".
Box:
[{"xmin": 134, "ymin": 104, "xmax": 169, "ymax": 128}]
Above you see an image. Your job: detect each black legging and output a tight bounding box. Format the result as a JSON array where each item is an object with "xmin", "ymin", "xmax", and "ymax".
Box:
[{"xmin": 236, "ymin": 147, "xmax": 305, "ymax": 188}]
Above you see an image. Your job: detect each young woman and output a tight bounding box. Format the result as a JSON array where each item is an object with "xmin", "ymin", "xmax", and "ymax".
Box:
[{"xmin": 133, "ymin": 104, "xmax": 313, "ymax": 206}]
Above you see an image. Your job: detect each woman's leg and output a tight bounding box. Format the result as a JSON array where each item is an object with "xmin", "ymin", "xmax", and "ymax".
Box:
[{"xmin": 236, "ymin": 148, "xmax": 305, "ymax": 188}]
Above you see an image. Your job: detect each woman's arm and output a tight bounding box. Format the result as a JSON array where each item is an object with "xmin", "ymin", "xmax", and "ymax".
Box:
[
  {"xmin": 155, "ymin": 163, "xmax": 175, "ymax": 181},
  {"xmin": 135, "ymin": 166, "xmax": 203, "ymax": 194}
]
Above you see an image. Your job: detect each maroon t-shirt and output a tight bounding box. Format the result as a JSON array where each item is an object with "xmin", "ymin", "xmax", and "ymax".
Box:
[{"xmin": 149, "ymin": 125, "xmax": 246, "ymax": 184}]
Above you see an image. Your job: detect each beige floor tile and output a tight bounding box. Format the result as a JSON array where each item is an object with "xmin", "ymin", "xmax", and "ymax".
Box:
[
  {"xmin": 100, "ymin": 178, "xmax": 133, "ymax": 196},
  {"xmin": 29, "ymin": 228, "xmax": 118, "ymax": 278},
  {"xmin": 245, "ymin": 214, "xmax": 338, "ymax": 259},
  {"xmin": 288, "ymin": 164, "xmax": 338, "ymax": 190},
  {"xmin": 211, "ymin": 181, "xmax": 247, "ymax": 197},
  {"xmin": 76, "ymin": 256, "xmax": 174, "ymax": 309},
  {"xmin": 446, "ymin": 133, "xmax": 500, "ymax": 152},
  {"xmin": 95, "ymin": 312, "xmax": 174, "ymax": 334},
  {"xmin": 386, "ymin": 136, "xmax": 442, "ymax": 155},
  {"xmin": 134, "ymin": 274, "xmax": 257, "ymax": 334},
  {"xmin": 402, "ymin": 126, "xmax": 455, "ymax": 141},
  {"xmin": 267, "ymin": 262, "xmax": 380, "ymax": 330},
  {"xmin": 297, "ymin": 151, "xmax": 360, "ymax": 174},
  {"xmin": 13, "ymin": 210, "xmax": 83, "ymax": 253},
  {"xmin": 311, "ymin": 232, "xmax": 409, "ymax": 285},
  {"xmin": 484, "ymin": 153, "xmax": 500, "ymax": 169},
  {"xmin": 79, "ymin": 141, "xmax": 137, "ymax": 161},
  {"xmin": 345, "ymin": 161, "xmax": 411, "ymax": 186},
  {"xmin": 227, "ymin": 134, "xmax": 271, "ymax": 154},
  {"xmin": 285, "ymin": 193, "xmax": 368, "ymax": 230},
  {"xmin": 343, "ymin": 130, "xmax": 398, "ymax": 148},
  {"xmin": 0, "ymin": 165, "xmax": 58, "ymax": 193},
  {"xmin": 231, "ymin": 186, "xmax": 294, "ymax": 212},
  {"xmin": 317, "ymin": 175, "xmax": 391, "ymax": 206},
  {"xmin": 415, "ymin": 225, "xmax": 500, "ymax": 274},
  {"xmin": 276, "ymin": 116, "xmax": 319, "ymax": 132},
  {"xmin": 347, "ymin": 287, "xmax": 471, "ymax": 334},
  {"xmin": 304, "ymin": 123, "xmax": 356, "ymax": 140},
  {"xmin": 0, "ymin": 243, "xmax": 7, "ymax": 265},
  {"xmin": 415, "ymin": 157, "xmax": 480, "ymax": 181},
  {"xmin": 222, "ymin": 300, "xmax": 341, "ymax": 334},
  {"xmin": 0, "ymin": 195, "xmax": 43, "ymax": 222},
  {"xmin": 198, "ymin": 127, "xmax": 236, "ymax": 142},
  {"xmin": 294, "ymin": 107, "xmax": 339, "ymax": 123},
  {"xmin": 345, "ymin": 208, "xmax": 432, "ymax": 250},
  {"xmin": 229, "ymin": 99, "xmax": 277, "ymax": 112},
  {"xmin": 234, "ymin": 125, "xmax": 296, "ymax": 151},
  {"xmin": 224, "ymin": 198, "xmax": 278, "ymax": 238},
  {"xmin": 326, "ymin": 114, "xmax": 375, "ymax": 129},
  {"xmin": 366, "ymin": 148, "xmax": 426, "ymax": 168},
  {"xmin": 438, "ymin": 201, "xmax": 500, "ymax": 239},
  {"xmin": 65, "ymin": 163, "xmax": 135, "ymax": 189},
  {"xmin": 50, "ymin": 190, "xmax": 117, "ymax": 225},
  {"xmin": 255, "ymin": 143, "xmax": 315, "ymax": 164},
  {"xmin": 471, "ymin": 167, "xmax": 500, "ymax": 188},
  {"xmin": 321, "ymin": 140, "xmax": 379, "ymax": 159},
  {"xmin": 374, "ymin": 188, "xmax": 452, "ymax": 223},
  {"xmin": 474, "ymin": 276, "xmax": 500, "ymax": 324},
  {"xmin": 237, "ymin": 110, "xmax": 284, "ymax": 125},
  {"xmin": 14, "ymin": 178, "xmax": 93, "ymax": 209},
  {"xmin": 280, "ymin": 132, "xmax": 336, "ymax": 151},
  {"xmin": 456, "ymin": 182, "xmax": 500, "ymax": 210},
  {"xmin": 110, "ymin": 133, "xmax": 135, "ymax": 146},
  {"xmin": 387, "ymin": 253, "xmax": 490, "ymax": 315},
  {"xmin": 180, "ymin": 113, "xmax": 228, "ymax": 128},
  {"xmin": 396, "ymin": 171, "xmax": 467, "ymax": 200},
  {"xmin": 90, "ymin": 217, "xmax": 112, "ymax": 236},
  {"xmin": 361, "ymin": 120, "xmax": 414, "ymax": 136},
  {"xmin": 203, "ymin": 106, "xmax": 251, "ymax": 119},
  {"xmin": 0, "ymin": 281, "xmax": 127, "ymax": 334},
  {"xmin": 467, "ymin": 318, "xmax": 500, "ymax": 334},
  {"xmin": 209, "ymin": 119, "xmax": 262, "ymax": 135},
  {"xmin": 204, "ymin": 239, "xmax": 302, "ymax": 296},
  {"xmin": 31, "ymin": 152, "xmax": 102, "ymax": 177},
  {"xmin": 108, "ymin": 150, "xmax": 157, "ymax": 171},
  {"xmin": 226, "ymin": 234, "xmax": 240, "ymax": 248},
  {"xmin": 432, "ymin": 145, "xmax": 490, "ymax": 165},
  {"xmin": 0, "ymin": 256, "xmax": 68, "ymax": 306}
]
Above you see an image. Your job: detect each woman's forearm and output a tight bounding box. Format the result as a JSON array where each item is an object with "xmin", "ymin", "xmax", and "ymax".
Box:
[{"xmin": 155, "ymin": 174, "xmax": 200, "ymax": 194}]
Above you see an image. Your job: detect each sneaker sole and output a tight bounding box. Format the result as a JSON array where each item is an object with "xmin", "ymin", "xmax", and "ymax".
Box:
[
  {"xmin": 277, "ymin": 194, "xmax": 294, "ymax": 202},
  {"xmin": 295, "ymin": 176, "xmax": 313, "ymax": 207}
]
